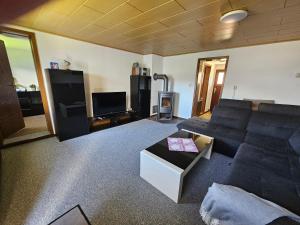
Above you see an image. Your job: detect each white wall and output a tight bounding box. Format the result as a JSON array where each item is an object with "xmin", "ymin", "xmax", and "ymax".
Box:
[
  {"xmin": 163, "ymin": 41, "xmax": 300, "ymax": 118},
  {"xmin": 10, "ymin": 25, "xmax": 143, "ymax": 133},
  {"xmin": 0, "ymin": 34, "xmax": 39, "ymax": 90},
  {"xmin": 8, "ymin": 26, "xmax": 300, "ymax": 125},
  {"xmin": 142, "ymin": 54, "xmax": 163, "ymax": 115}
]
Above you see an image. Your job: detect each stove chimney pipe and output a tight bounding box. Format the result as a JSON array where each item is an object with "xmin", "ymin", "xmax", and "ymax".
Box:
[{"xmin": 153, "ymin": 73, "xmax": 168, "ymax": 92}]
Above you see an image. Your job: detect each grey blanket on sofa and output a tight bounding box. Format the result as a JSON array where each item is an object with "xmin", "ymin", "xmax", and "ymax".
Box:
[{"xmin": 200, "ymin": 183, "xmax": 300, "ymax": 225}]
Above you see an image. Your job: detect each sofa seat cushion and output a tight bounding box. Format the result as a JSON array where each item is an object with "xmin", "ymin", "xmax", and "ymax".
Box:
[
  {"xmin": 177, "ymin": 117, "xmax": 245, "ymax": 142},
  {"xmin": 207, "ymin": 124, "xmax": 245, "ymax": 140},
  {"xmin": 177, "ymin": 117, "xmax": 245, "ymax": 157},
  {"xmin": 176, "ymin": 117, "xmax": 209, "ymax": 134},
  {"xmin": 226, "ymin": 143, "xmax": 300, "ymax": 215},
  {"xmin": 245, "ymin": 132, "xmax": 291, "ymax": 154}
]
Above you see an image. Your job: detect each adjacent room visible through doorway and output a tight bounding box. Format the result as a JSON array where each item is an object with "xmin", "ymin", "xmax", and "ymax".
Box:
[
  {"xmin": 192, "ymin": 56, "xmax": 229, "ymax": 120},
  {"xmin": 0, "ymin": 28, "xmax": 52, "ymax": 146}
]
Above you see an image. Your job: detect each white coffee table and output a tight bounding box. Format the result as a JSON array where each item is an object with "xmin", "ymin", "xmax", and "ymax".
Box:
[{"xmin": 140, "ymin": 129, "xmax": 213, "ymax": 203}]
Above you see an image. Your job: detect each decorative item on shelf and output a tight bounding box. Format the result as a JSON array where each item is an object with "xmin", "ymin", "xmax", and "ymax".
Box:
[
  {"xmin": 63, "ymin": 60, "xmax": 71, "ymax": 70},
  {"xmin": 142, "ymin": 67, "xmax": 150, "ymax": 76},
  {"xmin": 50, "ymin": 62, "xmax": 59, "ymax": 69},
  {"xmin": 29, "ymin": 84, "xmax": 37, "ymax": 91},
  {"xmin": 13, "ymin": 77, "xmax": 26, "ymax": 91},
  {"xmin": 132, "ymin": 62, "xmax": 140, "ymax": 75}
]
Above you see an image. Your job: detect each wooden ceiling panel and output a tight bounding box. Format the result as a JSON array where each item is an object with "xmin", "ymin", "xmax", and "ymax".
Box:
[
  {"xmin": 59, "ymin": 6, "xmax": 103, "ymax": 33},
  {"xmin": 94, "ymin": 3, "xmax": 141, "ymax": 28},
  {"xmin": 123, "ymin": 22, "xmax": 167, "ymax": 38},
  {"xmin": 127, "ymin": 0, "xmax": 170, "ymax": 12},
  {"xmin": 48, "ymin": 0, "xmax": 87, "ymax": 15},
  {"xmin": 238, "ymin": 14, "xmax": 282, "ymax": 30},
  {"xmin": 160, "ymin": 1, "xmax": 224, "ymax": 27},
  {"xmin": 230, "ymin": 0, "xmax": 285, "ymax": 14},
  {"xmin": 12, "ymin": 7, "xmax": 42, "ymax": 27},
  {"xmin": 176, "ymin": 0, "xmax": 218, "ymax": 10},
  {"xmin": 126, "ymin": 1, "xmax": 184, "ymax": 27},
  {"xmin": 84, "ymin": 0, "xmax": 127, "ymax": 13},
  {"xmin": 169, "ymin": 20, "xmax": 203, "ymax": 36},
  {"xmin": 286, "ymin": 0, "xmax": 300, "ymax": 7},
  {"xmin": 281, "ymin": 13, "xmax": 300, "ymax": 25},
  {"xmin": 10, "ymin": 0, "xmax": 300, "ymax": 56},
  {"xmin": 76, "ymin": 24, "xmax": 106, "ymax": 38}
]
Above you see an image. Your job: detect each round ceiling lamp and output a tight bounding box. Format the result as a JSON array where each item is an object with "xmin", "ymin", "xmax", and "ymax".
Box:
[{"xmin": 220, "ymin": 10, "xmax": 248, "ymax": 23}]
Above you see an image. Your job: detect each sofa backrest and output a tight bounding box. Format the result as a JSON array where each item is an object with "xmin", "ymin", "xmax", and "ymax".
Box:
[
  {"xmin": 210, "ymin": 99, "xmax": 252, "ymax": 130},
  {"xmin": 259, "ymin": 103, "xmax": 300, "ymax": 117},
  {"xmin": 247, "ymin": 103, "xmax": 300, "ymax": 140},
  {"xmin": 218, "ymin": 99, "xmax": 252, "ymax": 109}
]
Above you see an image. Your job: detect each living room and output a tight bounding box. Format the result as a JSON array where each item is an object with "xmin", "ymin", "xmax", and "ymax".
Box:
[{"xmin": 0, "ymin": 0, "xmax": 300, "ymax": 225}]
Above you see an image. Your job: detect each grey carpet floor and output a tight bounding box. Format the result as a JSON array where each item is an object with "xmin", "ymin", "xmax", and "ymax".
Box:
[{"xmin": 0, "ymin": 119, "xmax": 232, "ymax": 225}]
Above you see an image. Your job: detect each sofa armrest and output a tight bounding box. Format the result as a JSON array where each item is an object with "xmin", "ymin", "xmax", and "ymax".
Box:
[{"xmin": 289, "ymin": 129, "xmax": 300, "ymax": 155}]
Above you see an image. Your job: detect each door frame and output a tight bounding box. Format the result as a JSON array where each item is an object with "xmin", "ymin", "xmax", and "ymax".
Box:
[
  {"xmin": 0, "ymin": 26, "xmax": 53, "ymax": 134},
  {"xmin": 191, "ymin": 56, "xmax": 229, "ymax": 117}
]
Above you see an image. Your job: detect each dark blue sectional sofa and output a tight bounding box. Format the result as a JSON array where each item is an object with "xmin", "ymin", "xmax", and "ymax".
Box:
[
  {"xmin": 177, "ymin": 99, "xmax": 252, "ymax": 157},
  {"xmin": 177, "ymin": 99, "xmax": 300, "ymax": 216}
]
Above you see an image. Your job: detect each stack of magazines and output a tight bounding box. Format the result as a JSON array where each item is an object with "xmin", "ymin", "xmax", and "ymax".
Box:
[{"xmin": 167, "ymin": 138, "xmax": 199, "ymax": 153}]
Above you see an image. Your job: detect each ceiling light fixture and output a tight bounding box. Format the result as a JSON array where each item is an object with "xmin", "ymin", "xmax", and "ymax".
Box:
[{"xmin": 220, "ymin": 10, "xmax": 248, "ymax": 23}]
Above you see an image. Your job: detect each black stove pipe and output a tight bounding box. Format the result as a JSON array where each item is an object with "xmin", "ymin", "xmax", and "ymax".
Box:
[{"xmin": 153, "ymin": 73, "xmax": 168, "ymax": 92}]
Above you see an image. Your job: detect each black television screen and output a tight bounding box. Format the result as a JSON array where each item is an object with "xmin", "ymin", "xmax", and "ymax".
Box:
[{"xmin": 92, "ymin": 92, "xmax": 126, "ymax": 117}]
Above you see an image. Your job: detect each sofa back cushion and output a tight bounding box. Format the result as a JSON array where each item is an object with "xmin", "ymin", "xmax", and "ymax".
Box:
[
  {"xmin": 247, "ymin": 103, "xmax": 300, "ymax": 140},
  {"xmin": 289, "ymin": 129, "xmax": 300, "ymax": 155},
  {"xmin": 218, "ymin": 99, "xmax": 252, "ymax": 109},
  {"xmin": 210, "ymin": 99, "xmax": 252, "ymax": 130},
  {"xmin": 247, "ymin": 112, "xmax": 300, "ymax": 140},
  {"xmin": 259, "ymin": 103, "xmax": 300, "ymax": 117}
]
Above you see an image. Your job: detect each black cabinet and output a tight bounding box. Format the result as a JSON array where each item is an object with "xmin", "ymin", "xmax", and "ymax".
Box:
[
  {"xmin": 17, "ymin": 91, "xmax": 44, "ymax": 117},
  {"xmin": 46, "ymin": 69, "xmax": 89, "ymax": 141},
  {"xmin": 130, "ymin": 75, "xmax": 151, "ymax": 119}
]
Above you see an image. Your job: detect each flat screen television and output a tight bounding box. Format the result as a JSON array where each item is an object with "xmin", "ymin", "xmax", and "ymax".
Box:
[{"xmin": 92, "ymin": 92, "xmax": 126, "ymax": 117}]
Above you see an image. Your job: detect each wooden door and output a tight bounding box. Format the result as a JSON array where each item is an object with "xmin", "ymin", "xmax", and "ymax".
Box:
[
  {"xmin": 199, "ymin": 65, "xmax": 211, "ymax": 114},
  {"xmin": 0, "ymin": 40, "xmax": 25, "ymax": 138},
  {"xmin": 210, "ymin": 70, "xmax": 225, "ymax": 111}
]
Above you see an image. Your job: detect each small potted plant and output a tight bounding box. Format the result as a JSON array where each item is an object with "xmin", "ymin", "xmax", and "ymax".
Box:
[{"xmin": 29, "ymin": 84, "xmax": 37, "ymax": 91}]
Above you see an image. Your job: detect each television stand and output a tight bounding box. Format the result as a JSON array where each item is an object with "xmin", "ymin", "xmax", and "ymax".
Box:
[{"xmin": 89, "ymin": 111, "xmax": 136, "ymax": 132}]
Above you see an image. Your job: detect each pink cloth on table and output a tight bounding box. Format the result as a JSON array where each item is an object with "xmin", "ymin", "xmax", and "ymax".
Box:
[{"xmin": 167, "ymin": 137, "xmax": 198, "ymax": 153}]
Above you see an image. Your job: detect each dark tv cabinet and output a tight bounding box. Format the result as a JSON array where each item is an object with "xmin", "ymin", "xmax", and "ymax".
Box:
[
  {"xmin": 46, "ymin": 69, "xmax": 89, "ymax": 141},
  {"xmin": 89, "ymin": 111, "xmax": 136, "ymax": 132}
]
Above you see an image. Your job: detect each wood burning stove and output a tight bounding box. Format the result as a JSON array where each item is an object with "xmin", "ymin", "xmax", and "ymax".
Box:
[{"xmin": 153, "ymin": 73, "xmax": 175, "ymax": 120}]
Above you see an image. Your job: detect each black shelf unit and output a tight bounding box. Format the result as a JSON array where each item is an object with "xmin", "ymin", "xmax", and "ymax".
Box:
[
  {"xmin": 17, "ymin": 91, "xmax": 44, "ymax": 117},
  {"xmin": 46, "ymin": 69, "xmax": 89, "ymax": 141},
  {"xmin": 130, "ymin": 75, "xmax": 151, "ymax": 119}
]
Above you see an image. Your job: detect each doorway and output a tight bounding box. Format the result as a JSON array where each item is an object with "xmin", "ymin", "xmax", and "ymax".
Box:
[
  {"xmin": 192, "ymin": 56, "xmax": 229, "ymax": 119},
  {"xmin": 0, "ymin": 27, "xmax": 52, "ymax": 147}
]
